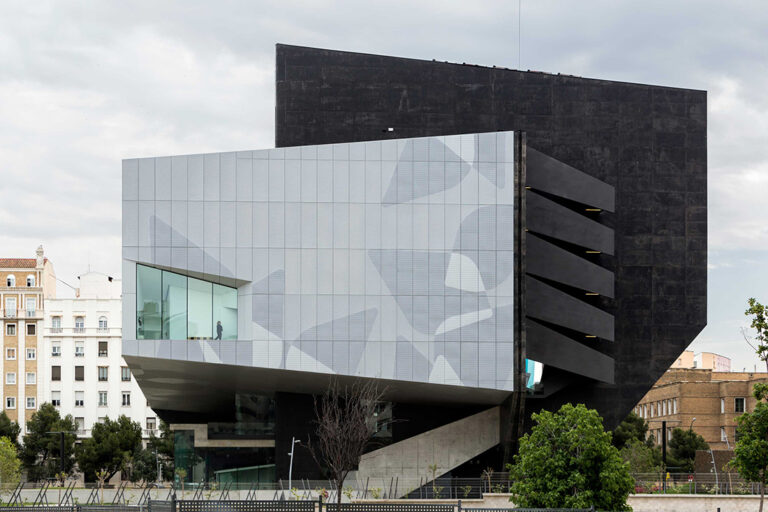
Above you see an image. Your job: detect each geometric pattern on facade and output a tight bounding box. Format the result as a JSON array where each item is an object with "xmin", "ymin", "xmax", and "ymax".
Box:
[{"xmin": 122, "ymin": 132, "xmax": 515, "ymax": 390}]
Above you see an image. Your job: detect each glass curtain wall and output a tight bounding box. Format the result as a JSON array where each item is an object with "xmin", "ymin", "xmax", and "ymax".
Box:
[
  {"xmin": 213, "ymin": 284, "xmax": 237, "ymax": 341},
  {"xmin": 136, "ymin": 265, "xmax": 162, "ymax": 339},
  {"xmin": 188, "ymin": 277, "xmax": 213, "ymax": 340},
  {"xmin": 162, "ymin": 271, "xmax": 187, "ymax": 339},
  {"xmin": 136, "ymin": 264, "xmax": 237, "ymax": 340}
]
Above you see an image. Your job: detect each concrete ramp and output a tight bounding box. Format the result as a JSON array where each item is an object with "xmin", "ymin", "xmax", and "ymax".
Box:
[{"xmin": 355, "ymin": 406, "xmax": 500, "ymax": 494}]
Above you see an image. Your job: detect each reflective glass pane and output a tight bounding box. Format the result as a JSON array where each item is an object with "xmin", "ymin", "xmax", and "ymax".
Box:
[
  {"xmin": 136, "ymin": 265, "xmax": 161, "ymax": 339},
  {"xmin": 213, "ymin": 283, "xmax": 238, "ymax": 340},
  {"xmin": 187, "ymin": 277, "xmax": 212, "ymax": 339},
  {"xmin": 162, "ymin": 270, "xmax": 187, "ymax": 340}
]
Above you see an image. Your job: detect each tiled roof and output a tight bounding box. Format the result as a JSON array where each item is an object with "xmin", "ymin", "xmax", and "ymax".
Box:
[{"xmin": 0, "ymin": 258, "xmax": 38, "ymax": 268}]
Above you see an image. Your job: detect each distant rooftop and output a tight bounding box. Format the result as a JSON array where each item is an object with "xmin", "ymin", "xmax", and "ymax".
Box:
[{"xmin": 0, "ymin": 258, "xmax": 48, "ymax": 268}]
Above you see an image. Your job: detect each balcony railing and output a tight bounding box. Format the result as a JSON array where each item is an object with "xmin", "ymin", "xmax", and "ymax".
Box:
[
  {"xmin": 46, "ymin": 326, "xmax": 120, "ymax": 335},
  {"xmin": 1, "ymin": 309, "xmax": 44, "ymax": 319}
]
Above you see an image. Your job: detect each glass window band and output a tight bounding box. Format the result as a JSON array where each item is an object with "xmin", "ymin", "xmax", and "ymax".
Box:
[{"xmin": 136, "ymin": 264, "xmax": 237, "ymax": 340}]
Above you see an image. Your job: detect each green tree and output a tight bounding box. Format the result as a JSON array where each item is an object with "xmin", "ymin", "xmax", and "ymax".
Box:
[
  {"xmin": 76, "ymin": 415, "xmax": 143, "ymax": 482},
  {"xmin": 0, "ymin": 436, "xmax": 22, "ymax": 485},
  {"xmin": 620, "ymin": 438, "xmax": 663, "ymax": 474},
  {"xmin": 508, "ymin": 403, "xmax": 633, "ymax": 511},
  {"xmin": 0, "ymin": 412, "xmax": 21, "ymax": 449},
  {"xmin": 744, "ymin": 298, "xmax": 768, "ymax": 372},
  {"xmin": 667, "ymin": 428, "xmax": 709, "ymax": 472},
  {"xmin": 613, "ymin": 412, "xmax": 652, "ymax": 450},
  {"xmin": 130, "ymin": 446, "xmax": 159, "ymax": 484},
  {"xmin": 731, "ymin": 385, "xmax": 768, "ymax": 512},
  {"xmin": 147, "ymin": 420, "xmax": 174, "ymax": 481},
  {"xmin": 21, "ymin": 403, "xmax": 77, "ymax": 481}
]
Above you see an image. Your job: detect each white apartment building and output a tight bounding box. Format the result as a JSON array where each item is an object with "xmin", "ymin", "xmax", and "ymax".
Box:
[{"xmin": 42, "ymin": 271, "xmax": 157, "ymax": 437}]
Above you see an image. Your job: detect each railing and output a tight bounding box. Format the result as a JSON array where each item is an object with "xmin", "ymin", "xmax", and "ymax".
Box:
[
  {"xmin": 1, "ymin": 309, "xmax": 44, "ymax": 319},
  {"xmin": 631, "ymin": 471, "xmax": 762, "ymax": 495},
  {"xmin": 47, "ymin": 327, "xmax": 121, "ymax": 335}
]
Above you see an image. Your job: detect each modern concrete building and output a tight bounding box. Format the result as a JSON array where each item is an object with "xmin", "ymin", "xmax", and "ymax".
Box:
[
  {"xmin": 0, "ymin": 246, "xmax": 55, "ymax": 433},
  {"xmin": 122, "ymin": 44, "xmax": 707, "ymax": 487},
  {"xmin": 42, "ymin": 271, "xmax": 156, "ymax": 438},
  {"xmin": 634, "ymin": 368, "xmax": 768, "ymax": 450}
]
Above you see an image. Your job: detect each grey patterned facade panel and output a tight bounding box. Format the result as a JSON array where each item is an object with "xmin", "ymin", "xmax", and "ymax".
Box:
[{"xmin": 123, "ymin": 132, "xmax": 516, "ymax": 391}]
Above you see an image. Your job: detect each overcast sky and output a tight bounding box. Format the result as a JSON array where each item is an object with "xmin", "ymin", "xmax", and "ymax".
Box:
[{"xmin": 1, "ymin": 1, "xmax": 767, "ymax": 369}]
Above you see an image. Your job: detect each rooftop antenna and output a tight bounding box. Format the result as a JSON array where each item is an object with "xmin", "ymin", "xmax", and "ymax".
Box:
[{"xmin": 518, "ymin": 0, "xmax": 522, "ymax": 69}]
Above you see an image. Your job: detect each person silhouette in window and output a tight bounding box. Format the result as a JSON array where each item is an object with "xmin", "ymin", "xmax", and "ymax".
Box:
[{"xmin": 216, "ymin": 321, "xmax": 223, "ymax": 340}]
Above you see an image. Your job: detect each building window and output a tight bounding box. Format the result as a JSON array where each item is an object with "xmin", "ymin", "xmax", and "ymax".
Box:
[
  {"xmin": 98, "ymin": 417, "xmax": 107, "ymax": 423},
  {"xmin": 52, "ymin": 343, "xmax": 61, "ymax": 357},
  {"xmin": 98, "ymin": 341, "xmax": 108, "ymax": 357},
  {"xmin": 98, "ymin": 391, "xmax": 108, "ymax": 406},
  {"xmin": 4, "ymin": 297, "xmax": 17, "ymax": 317},
  {"xmin": 136, "ymin": 264, "xmax": 238, "ymax": 341},
  {"xmin": 6, "ymin": 348, "xmax": 15, "ymax": 360},
  {"xmin": 662, "ymin": 401, "xmax": 667, "ymax": 416},
  {"xmin": 6, "ymin": 275, "xmax": 15, "ymax": 287},
  {"xmin": 122, "ymin": 392, "xmax": 131, "ymax": 406},
  {"xmin": 98, "ymin": 316, "xmax": 108, "ymax": 331},
  {"xmin": 98, "ymin": 367, "xmax": 108, "ymax": 381},
  {"xmin": 721, "ymin": 427, "xmax": 727, "ymax": 442},
  {"xmin": 735, "ymin": 397, "xmax": 746, "ymax": 413},
  {"xmin": 52, "ymin": 366, "xmax": 61, "ymax": 381},
  {"xmin": 75, "ymin": 391, "xmax": 84, "ymax": 407},
  {"xmin": 146, "ymin": 417, "xmax": 156, "ymax": 431},
  {"xmin": 26, "ymin": 397, "xmax": 36, "ymax": 409},
  {"xmin": 75, "ymin": 366, "xmax": 84, "ymax": 381},
  {"xmin": 121, "ymin": 367, "xmax": 131, "ymax": 382},
  {"xmin": 26, "ymin": 323, "xmax": 36, "ymax": 336},
  {"xmin": 6, "ymin": 373, "xmax": 16, "ymax": 385},
  {"xmin": 75, "ymin": 342, "xmax": 84, "ymax": 357},
  {"xmin": 6, "ymin": 397, "xmax": 15, "ymax": 409},
  {"xmin": 51, "ymin": 316, "xmax": 62, "ymax": 333},
  {"xmin": 26, "ymin": 372, "xmax": 36, "ymax": 385},
  {"xmin": 74, "ymin": 316, "xmax": 85, "ymax": 333},
  {"xmin": 26, "ymin": 348, "xmax": 36, "ymax": 360},
  {"xmin": 26, "ymin": 297, "xmax": 36, "ymax": 316},
  {"xmin": 75, "ymin": 417, "xmax": 84, "ymax": 433},
  {"xmin": 673, "ymin": 398, "xmax": 678, "ymax": 414},
  {"xmin": 6, "ymin": 324, "xmax": 16, "ymax": 336},
  {"xmin": 721, "ymin": 398, "xmax": 725, "ymax": 414},
  {"xmin": 26, "ymin": 275, "xmax": 35, "ymax": 287},
  {"xmin": 51, "ymin": 391, "xmax": 61, "ymax": 406}
]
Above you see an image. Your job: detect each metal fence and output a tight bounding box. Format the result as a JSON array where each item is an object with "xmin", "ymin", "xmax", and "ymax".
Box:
[
  {"xmin": 176, "ymin": 501, "xmax": 315, "ymax": 512},
  {"xmin": 0, "ymin": 505, "xmax": 611, "ymax": 512},
  {"xmin": 631, "ymin": 471, "xmax": 763, "ymax": 495}
]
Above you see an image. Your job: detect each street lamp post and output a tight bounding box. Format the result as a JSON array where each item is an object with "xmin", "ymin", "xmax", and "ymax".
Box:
[
  {"xmin": 287, "ymin": 437, "xmax": 301, "ymax": 491},
  {"xmin": 46, "ymin": 431, "xmax": 68, "ymax": 475},
  {"xmin": 690, "ymin": 417, "xmax": 697, "ymax": 430}
]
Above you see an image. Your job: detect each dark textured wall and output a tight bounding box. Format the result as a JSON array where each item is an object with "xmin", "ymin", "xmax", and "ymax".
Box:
[{"xmin": 274, "ymin": 44, "xmax": 707, "ymax": 429}]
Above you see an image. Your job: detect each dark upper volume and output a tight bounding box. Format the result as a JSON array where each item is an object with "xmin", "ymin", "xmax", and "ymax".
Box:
[{"xmin": 274, "ymin": 43, "xmax": 707, "ymax": 430}]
